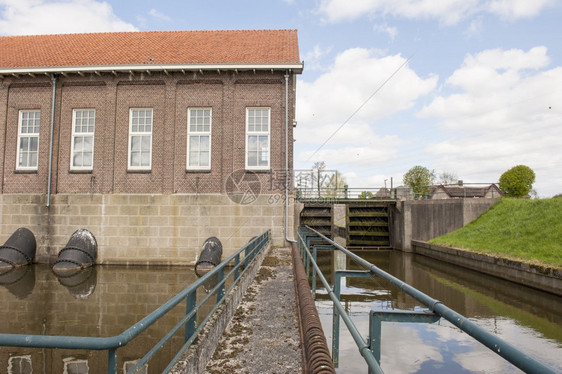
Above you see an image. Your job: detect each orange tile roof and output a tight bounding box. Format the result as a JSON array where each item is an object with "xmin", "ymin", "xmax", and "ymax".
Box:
[{"xmin": 0, "ymin": 30, "xmax": 301, "ymax": 70}]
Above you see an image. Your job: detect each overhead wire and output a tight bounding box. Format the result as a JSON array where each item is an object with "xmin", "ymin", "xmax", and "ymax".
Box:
[{"xmin": 305, "ymin": 53, "xmax": 415, "ymax": 162}]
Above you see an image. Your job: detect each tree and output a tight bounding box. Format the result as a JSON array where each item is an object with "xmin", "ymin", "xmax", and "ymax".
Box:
[
  {"xmin": 358, "ymin": 191, "xmax": 373, "ymax": 199},
  {"xmin": 324, "ymin": 170, "xmax": 347, "ymax": 198},
  {"xmin": 403, "ymin": 165, "xmax": 433, "ymax": 198},
  {"xmin": 438, "ymin": 171, "xmax": 458, "ymax": 185},
  {"xmin": 499, "ymin": 165, "xmax": 535, "ymax": 197},
  {"xmin": 312, "ymin": 161, "xmax": 326, "ymax": 198}
]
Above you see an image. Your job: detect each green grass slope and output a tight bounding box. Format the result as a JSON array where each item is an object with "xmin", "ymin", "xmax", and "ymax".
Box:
[{"xmin": 429, "ymin": 198, "xmax": 562, "ymax": 268}]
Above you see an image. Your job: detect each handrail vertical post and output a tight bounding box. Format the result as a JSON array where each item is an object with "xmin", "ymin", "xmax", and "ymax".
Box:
[
  {"xmin": 108, "ymin": 348, "xmax": 117, "ymax": 374},
  {"xmin": 244, "ymin": 244, "xmax": 251, "ymax": 269},
  {"xmin": 369, "ymin": 312, "xmax": 382, "ymax": 366},
  {"xmin": 217, "ymin": 267, "xmax": 225, "ymax": 304},
  {"xmin": 332, "ymin": 271, "xmax": 342, "ymax": 367},
  {"xmin": 234, "ymin": 254, "xmax": 240, "ymax": 281},
  {"xmin": 185, "ymin": 291, "xmax": 196, "ymax": 344},
  {"xmin": 312, "ymin": 245, "xmax": 317, "ymax": 298},
  {"xmin": 305, "ymin": 244, "xmax": 310, "ymax": 278}
]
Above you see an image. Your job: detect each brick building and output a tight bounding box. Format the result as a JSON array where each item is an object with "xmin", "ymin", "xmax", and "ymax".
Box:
[{"xmin": 0, "ymin": 30, "xmax": 303, "ymax": 264}]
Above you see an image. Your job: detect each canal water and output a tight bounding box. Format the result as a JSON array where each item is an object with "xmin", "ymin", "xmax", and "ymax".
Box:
[
  {"xmin": 314, "ymin": 250, "xmax": 562, "ymax": 373},
  {"xmin": 0, "ymin": 264, "xmax": 219, "ymax": 374}
]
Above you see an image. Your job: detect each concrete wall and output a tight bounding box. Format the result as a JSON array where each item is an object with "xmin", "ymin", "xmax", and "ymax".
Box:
[
  {"xmin": 413, "ymin": 241, "xmax": 561, "ymax": 296},
  {"xmin": 392, "ymin": 199, "xmax": 499, "ymax": 252},
  {"xmin": 0, "ymin": 193, "xmax": 293, "ymax": 264}
]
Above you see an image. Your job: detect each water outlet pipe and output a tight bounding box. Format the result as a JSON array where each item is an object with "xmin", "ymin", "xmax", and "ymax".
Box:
[{"xmin": 195, "ymin": 237, "xmax": 223, "ymax": 276}]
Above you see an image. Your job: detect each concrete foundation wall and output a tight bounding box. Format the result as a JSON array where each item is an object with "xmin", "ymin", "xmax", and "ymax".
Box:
[
  {"xmin": 392, "ymin": 199, "xmax": 499, "ymax": 252},
  {"xmin": 413, "ymin": 241, "xmax": 562, "ymax": 296},
  {"xmin": 0, "ymin": 193, "xmax": 292, "ymax": 265}
]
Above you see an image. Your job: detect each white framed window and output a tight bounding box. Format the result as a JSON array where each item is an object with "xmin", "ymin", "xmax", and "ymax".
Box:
[
  {"xmin": 187, "ymin": 108, "xmax": 212, "ymax": 170},
  {"xmin": 71, "ymin": 109, "xmax": 95, "ymax": 171},
  {"xmin": 246, "ymin": 107, "xmax": 270, "ymax": 170},
  {"xmin": 16, "ymin": 110, "xmax": 40, "ymax": 170},
  {"xmin": 128, "ymin": 108, "xmax": 153, "ymax": 170}
]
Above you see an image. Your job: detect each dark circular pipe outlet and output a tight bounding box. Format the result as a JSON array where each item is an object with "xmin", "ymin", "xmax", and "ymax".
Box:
[
  {"xmin": 0, "ymin": 227, "xmax": 36, "ymax": 272},
  {"xmin": 195, "ymin": 236, "xmax": 223, "ymax": 276},
  {"xmin": 52, "ymin": 229, "xmax": 97, "ymax": 274}
]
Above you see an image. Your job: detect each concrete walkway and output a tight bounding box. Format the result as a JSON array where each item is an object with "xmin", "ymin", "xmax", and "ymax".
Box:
[{"xmin": 204, "ymin": 247, "xmax": 304, "ymax": 374}]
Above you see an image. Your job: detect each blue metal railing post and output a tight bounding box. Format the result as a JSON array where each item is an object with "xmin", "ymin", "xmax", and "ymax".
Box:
[
  {"xmin": 217, "ymin": 267, "xmax": 225, "ymax": 304},
  {"xmin": 312, "ymin": 245, "xmax": 317, "ymax": 297},
  {"xmin": 244, "ymin": 244, "xmax": 251, "ymax": 269},
  {"xmin": 332, "ymin": 270, "xmax": 342, "ymax": 367},
  {"xmin": 369, "ymin": 308, "xmax": 440, "ymax": 369},
  {"xmin": 185, "ymin": 291, "xmax": 196, "ymax": 344},
  {"xmin": 332, "ymin": 270, "xmax": 372, "ymax": 368},
  {"xmin": 108, "ymin": 348, "xmax": 117, "ymax": 374},
  {"xmin": 234, "ymin": 254, "xmax": 240, "ymax": 281}
]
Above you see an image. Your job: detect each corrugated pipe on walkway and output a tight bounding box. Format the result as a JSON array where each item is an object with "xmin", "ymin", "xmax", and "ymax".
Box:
[{"xmin": 291, "ymin": 242, "xmax": 336, "ymax": 374}]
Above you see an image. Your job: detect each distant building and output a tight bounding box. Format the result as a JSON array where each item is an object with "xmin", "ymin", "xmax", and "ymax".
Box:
[
  {"xmin": 429, "ymin": 184, "xmax": 504, "ymax": 199},
  {"xmin": 0, "ymin": 30, "xmax": 303, "ymax": 264}
]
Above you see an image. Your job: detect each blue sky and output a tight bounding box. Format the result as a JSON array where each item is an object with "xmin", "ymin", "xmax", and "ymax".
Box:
[{"xmin": 1, "ymin": 0, "xmax": 561, "ymax": 196}]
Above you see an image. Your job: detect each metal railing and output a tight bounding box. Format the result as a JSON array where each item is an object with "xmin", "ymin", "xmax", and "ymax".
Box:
[
  {"xmin": 0, "ymin": 230, "xmax": 271, "ymax": 374},
  {"xmin": 298, "ymin": 226, "xmax": 557, "ymax": 374},
  {"xmin": 296, "ymin": 187, "xmax": 396, "ymax": 200}
]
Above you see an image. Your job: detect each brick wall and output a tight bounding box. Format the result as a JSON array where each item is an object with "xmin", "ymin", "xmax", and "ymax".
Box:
[
  {"xmin": 0, "ymin": 70, "xmax": 297, "ymax": 263},
  {"xmin": 0, "ymin": 70, "xmax": 295, "ymax": 195}
]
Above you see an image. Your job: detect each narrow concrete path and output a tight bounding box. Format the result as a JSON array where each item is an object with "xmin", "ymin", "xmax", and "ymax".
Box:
[{"xmin": 204, "ymin": 247, "xmax": 304, "ymax": 374}]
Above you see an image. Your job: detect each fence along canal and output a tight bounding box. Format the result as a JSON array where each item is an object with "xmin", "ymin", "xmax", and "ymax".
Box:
[
  {"xmin": 299, "ymin": 226, "xmax": 561, "ymax": 373},
  {"xmin": 0, "ymin": 231, "xmax": 270, "ymax": 374}
]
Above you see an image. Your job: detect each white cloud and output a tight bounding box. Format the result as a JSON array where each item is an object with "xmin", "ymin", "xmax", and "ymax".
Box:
[
  {"xmin": 0, "ymin": 0, "xmax": 137, "ymax": 35},
  {"xmin": 296, "ymin": 48, "xmax": 437, "ymax": 144},
  {"xmin": 301, "ymin": 44, "xmax": 332, "ymax": 72},
  {"xmin": 148, "ymin": 8, "xmax": 171, "ymax": 21},
  {"xmin": 298, "ymin": 139, "xmax": 403, "ymax": 169},
  {"xmin": 295, "ymin": 47, "xmax": 436, "ymax": 185},
  {"xmin": 373, "ymin": 22, "xmax": 397, "ymax": 40},
  {"xmin": 316, "ymin": 0, "xmax": 555, "ymax": 25},
  {"xmin": 419, "ymin": 46, "xmax": 562, "ymax": 196},
  {"xmin": 464, "ymin": 17, "xmax": 484, "ymax": 37},
  {"xmin": 485, "ymin": 0, "xmax": 557, "ymax": 20}
]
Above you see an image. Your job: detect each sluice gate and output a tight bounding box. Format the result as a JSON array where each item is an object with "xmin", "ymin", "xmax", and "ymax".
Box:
[
  {"xmin": 346, "ymin": 203, "xmax": 391, "ymax": 248},
  {"xmin": 299, "ymin": 204, "xmax": 333, "ymax": 239},
  {"xmin": 299, "ymin": 201, "xmax": 394, "ymax": 249}
]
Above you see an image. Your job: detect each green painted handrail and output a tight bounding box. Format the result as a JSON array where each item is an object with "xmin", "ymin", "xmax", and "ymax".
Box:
[
  {"xmin": 0, "ymin": 230, "xmax": 271, "ymax": 374},
  {"xmin": 298, "ymin": 226, "xmax": 557, "ymax": 374}
]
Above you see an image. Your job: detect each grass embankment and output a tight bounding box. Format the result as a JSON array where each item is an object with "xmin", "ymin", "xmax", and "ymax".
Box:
[{"xmin": 429, "ymin": 198, "xmax": 562, "ymax": 268}]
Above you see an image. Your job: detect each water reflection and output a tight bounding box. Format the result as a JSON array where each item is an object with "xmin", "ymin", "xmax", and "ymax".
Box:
[
  {"xmin": 0, "ymin": 264, "xmax": 214, "ymax": 374},
  {"xmin": 54, "ymin": 266, "xmax": 97, "ymax": 299},
  {"xmin": 0, "ymin": 265, "xmax": 35, "ymax": 299},
  {"xmin": 314, "ymin": 250, "xmax": 562, "ymax": 373}
]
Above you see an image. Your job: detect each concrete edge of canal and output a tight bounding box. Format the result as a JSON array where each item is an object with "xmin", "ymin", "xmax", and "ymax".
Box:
[{"xmin": 412, "ymin": 240, "xmax": 561, "ymax": 296}]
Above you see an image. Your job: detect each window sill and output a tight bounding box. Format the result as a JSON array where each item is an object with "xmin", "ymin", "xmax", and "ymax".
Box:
[
  {"xmin": 186, "ymin": 169, "xmax": 212, "ymax": 173},
  {"xmin": 69, "ymin": 169, "xmax": 93, "ymax": 174},
  {"xmin": 127, "ymin": 169, "xmax": 152, "ymax": 174},
  {"xmin": 246, "ymin": 169, "xmax": 271, "ymax": 174},
  {"xmin": 14, "ymin": 169, "xmax": 38, "ymax": 174}
]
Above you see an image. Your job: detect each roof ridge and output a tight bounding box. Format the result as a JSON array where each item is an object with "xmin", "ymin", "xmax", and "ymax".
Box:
[
  {"xmin": 0, "ymin": 29, "xmax": 302, "ymax": 72},
  {"xmin": 0, "ymin": 29, "xmax": 298, "ymax": 39}
]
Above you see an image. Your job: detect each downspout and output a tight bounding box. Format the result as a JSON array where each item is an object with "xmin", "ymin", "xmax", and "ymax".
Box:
[
  {"xmin": 284, "ymin": 72, "xmax": 296, "ymax": 243},
  {"xmin": 46, "ymin": 75, "xmax": 57, "ymax": 208}
]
